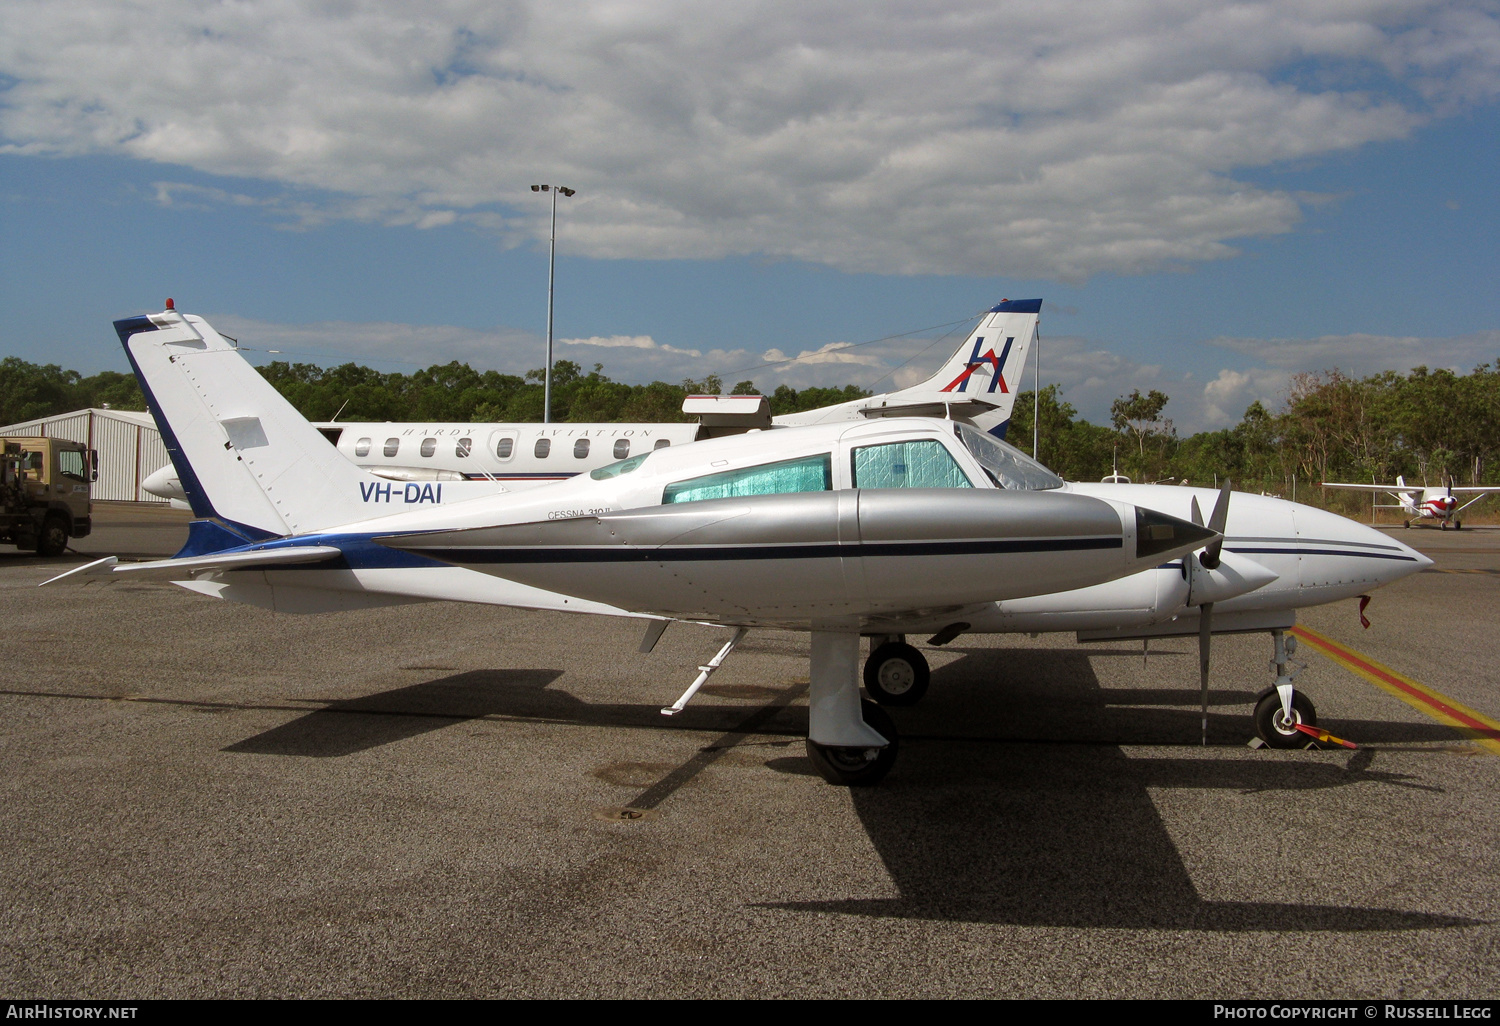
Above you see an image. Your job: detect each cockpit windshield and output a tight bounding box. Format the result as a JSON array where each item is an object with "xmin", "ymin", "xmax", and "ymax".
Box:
[
  {"xmin": 589, "ymin": 451, "xmax": 652, "ymax": 481},
  {"xmin": 955, "ymin": 422, "xmax": 1064, "ymax": 491}
]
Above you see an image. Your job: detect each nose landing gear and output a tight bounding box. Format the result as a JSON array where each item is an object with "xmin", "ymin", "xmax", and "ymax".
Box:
[{"xmin": 1253, "ymin": 628, "xmax": 1320, "ymax": 748}]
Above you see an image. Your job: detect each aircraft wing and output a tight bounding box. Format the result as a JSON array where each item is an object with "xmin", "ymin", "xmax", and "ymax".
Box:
[
  {"xmin": 1320, "ymin": 482, "xmax": 1415, "ymax": 491},
  {"xmin": 41, "ymin": 546, "xmax": 344, "ymax": 585},
  {"xmin": 1449, "ymin": 486, "xmax": 1500, "ymax": 493}
]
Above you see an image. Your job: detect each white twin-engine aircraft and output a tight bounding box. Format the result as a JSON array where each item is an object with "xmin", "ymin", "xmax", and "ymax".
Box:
[
  {"xmin": 52, "ymin": 306, "xmax": 1428, "ymax": 784},
  {"xmin": 1321, "ymin": 475, "xmax": 1500, "ymax": 530},
  {"xmin": 140, "ymin": 300, "xmax": 1042, "ymax": 500}
]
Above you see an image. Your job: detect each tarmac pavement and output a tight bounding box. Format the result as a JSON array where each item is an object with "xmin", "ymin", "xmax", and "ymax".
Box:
[{"xmin": 0, "ymin": 505, "xmax": 1496, "ymax": 998}]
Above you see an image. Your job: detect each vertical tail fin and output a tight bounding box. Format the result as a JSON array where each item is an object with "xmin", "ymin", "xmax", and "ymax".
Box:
[
  {"xmin": 117, "ymin": 308, "xmax": 378, "ymax": 546},
  {"xmin": 902, "ymin": 299, "xmax": 1040, "ymax": 402},
  {"xmin": 772, "ymin": 299, "xmax": 1041, "ymax": 433}
]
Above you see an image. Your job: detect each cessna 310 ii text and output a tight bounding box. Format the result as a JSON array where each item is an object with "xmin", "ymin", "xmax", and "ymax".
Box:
[{"xmin": 52, "ymin": 304, "xmax": 1225, "ymax": 785}]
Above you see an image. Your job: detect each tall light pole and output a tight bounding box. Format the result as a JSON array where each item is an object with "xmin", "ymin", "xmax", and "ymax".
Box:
[{"xmin": 531, "ymin": 183, "xmax": 576, "ymax": 423}]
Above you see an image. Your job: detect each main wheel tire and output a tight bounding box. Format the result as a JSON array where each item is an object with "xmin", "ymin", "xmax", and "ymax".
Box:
[
  {"xmin": 36, "ymin": 515, "xmax": 68, "ymax": 557},
  {"xmin": 805, "ymin": 699, "xmax": 898, "ymax": 786},
  {"xmin": 863, "ymin": 642, "xmax": 930, "ymax": 706},
  {"xmin": 1456, "ymin": 519, "xmax": 1464, "ymax": 530},
  {"xmin": 1253, "ymin": 689, "xmax": 1319, "ymax": 749}
]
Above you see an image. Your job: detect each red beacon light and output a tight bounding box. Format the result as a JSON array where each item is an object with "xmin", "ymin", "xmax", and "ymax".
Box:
[{"xmin": 164, "ymin": 298, "xmax": 175, "ymax": 310}]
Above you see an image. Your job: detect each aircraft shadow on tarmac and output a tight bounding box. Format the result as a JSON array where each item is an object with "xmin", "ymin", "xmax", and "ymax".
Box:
[
  {"xmin": 222, "ymin": 669, "xmax": 806, "ymax": 758},
  {"xmin": 224, "ymin": 669, "xmax": 566, "ymax": 757},
  {"xmin": 222, "ymin": 646, "xmax": 1481, "ymax": 931},
  {"xmin": 767, "ymin": 646, "xmax": 1480, "ymax": 932}
]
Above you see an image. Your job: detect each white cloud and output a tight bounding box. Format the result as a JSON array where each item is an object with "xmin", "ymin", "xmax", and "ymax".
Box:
[
  {"xmin": 560, "ymin": 334, "xmax": 702, "ymax": 357},
  {"xmin": 3, "ymin": 1, "xmax": 1496, "ymax": 279},
  {"xmin": 1200, "ymin": 367, "xmax": 1290, "ymax": 426}
]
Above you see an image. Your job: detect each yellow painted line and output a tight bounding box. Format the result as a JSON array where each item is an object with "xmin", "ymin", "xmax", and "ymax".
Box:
[{"xmin": 1291, "ymin": 625, "xmax": 1500, "ymax": 755}]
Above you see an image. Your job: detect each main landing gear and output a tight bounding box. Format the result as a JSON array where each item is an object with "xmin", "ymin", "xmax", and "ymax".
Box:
[
  {"xmin": 805, "ymin": 632, "xmax": 899, "ymax": 786},
  {"xmin": 1252, "ymin": 628, "xmax": 1320, "ymax": 748}
]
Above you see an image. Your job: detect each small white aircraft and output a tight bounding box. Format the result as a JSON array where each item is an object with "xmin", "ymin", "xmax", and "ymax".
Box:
[
  {"xmin": 140, "ymin": 300, "xmax": 1041, "ymax": 500},
  {"xmin": 1322, "ymin": 476, "xmax": 1500, "ymax": 529},
  {"xmin": 62, "ymin": 306, "xmax": 1429, "ymax": 774},
  {"xmin": 53, "ymin": 305, "xmax": 1226, "ymax": 785}
]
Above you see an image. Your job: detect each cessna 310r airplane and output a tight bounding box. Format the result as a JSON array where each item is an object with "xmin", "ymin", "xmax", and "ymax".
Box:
[
  {"xmin": 140, "ymin": 300, "xmax": 1040, "ymax": 499},
  {"xmin": 52, "ymin": 305, "xmax": 1429, "ymax": 782},
  {"xmin": 1321, "ymin": 475, "xmax": 1500, "ymax": 529},
  {"xmin": 51, "ymin": 304, "xmax": 1221, "ymax": 785}
]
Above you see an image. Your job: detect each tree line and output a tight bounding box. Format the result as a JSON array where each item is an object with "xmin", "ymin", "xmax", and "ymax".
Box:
[
  {"xmin": 1012, "ymin": 362, "xmax": 1500, "ymax": 511},
  {"xmin": 5, "ymin": 352, "xmax": 1499, "ymax": 509}
]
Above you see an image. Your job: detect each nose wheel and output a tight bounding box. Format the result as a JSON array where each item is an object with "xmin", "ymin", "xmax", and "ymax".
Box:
[
  {"xmin": 1253, "ymin": 688, "xmax": 1319, "ymax": 748},
  {"xmin": 863, "ymin": 641, "xmax": 930, "ymax": 706}
]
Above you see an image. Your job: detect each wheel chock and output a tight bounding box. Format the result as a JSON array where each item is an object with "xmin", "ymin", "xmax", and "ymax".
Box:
[{"xmin": 1291, "ymin": 722, "xmax": 1357, "ymax": 749}]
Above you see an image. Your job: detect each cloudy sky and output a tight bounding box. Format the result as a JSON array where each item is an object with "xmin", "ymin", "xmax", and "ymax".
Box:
[{"xmin": 2, "ymin": 0, "xmax": 1497, "ymax": 430}]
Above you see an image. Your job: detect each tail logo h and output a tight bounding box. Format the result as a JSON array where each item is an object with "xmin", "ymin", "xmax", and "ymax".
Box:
[{"xmin": 941, "ymin": 336, "xmax": 1015, "ymax": 394}]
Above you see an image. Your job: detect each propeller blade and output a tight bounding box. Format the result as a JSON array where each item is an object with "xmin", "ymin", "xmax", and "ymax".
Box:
[
  {"xmin": 1200, "ymin": 479, "xmax": 1231, "ymax": 570},
  {"xmin": 1199, "ymin": 600, "xmax": 1213, "ymax": 746},
  {"xmin": 1189, "ymin": 496, "xmax": 1204, "ymax": 527}
]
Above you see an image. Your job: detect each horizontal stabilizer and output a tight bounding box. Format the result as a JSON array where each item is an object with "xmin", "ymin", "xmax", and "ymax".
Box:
[{"xmin": 40, "ymin": 546, "xmax": 343, "ymax": 585}]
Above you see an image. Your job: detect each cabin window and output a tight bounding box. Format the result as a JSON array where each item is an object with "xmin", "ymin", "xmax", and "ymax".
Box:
[
  {"xmin": 354, "ymin": 437, "xmax": 372, "ymax": 457},
  {"xmin": 496, "ymin": 438, "xmax": 514, "ymax": 459},
  {"xmin": 535, "ymin": 438, "xmax": 551, "ymax": 459},
  {"xmin": 384, "ymin": 438, "xmax": 400, "ymax": 457},
  {"xmin": 852, "ymin": 439, "xmax": 973, "ymax": 489},
  {"xmin": 654, "ymin": 438, "xmax": 672, "ymax": 450},
  {"xmin": 574, "ymin": 438, "xmax": 591, "ymax": 459},
  {"xmin": 420, "ymin": 438, "xmax": 437, "ymax": 457},
  {"xmin": 590, "ymin": 452, "xmax": 652, "ymax": 481},
  {"xmin": 456, "ymin": 437, "xmax": 472, "ymax": 458},
  {"xmin": 663, "ymin": 453, "xmax": 832, "ymax": 505},
  {"xmin": 613, "ymin": 439, "xmax": 630, "ymax": 460},
  {"xmin": 954, "ymin": 423, "xmax": 1063, "ymax": 490}
]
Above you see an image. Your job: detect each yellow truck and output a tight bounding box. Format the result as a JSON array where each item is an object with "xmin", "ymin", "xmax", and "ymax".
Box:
[{"xmin": 1, "ymin": 437, "xmax": 93, "ymax": 556}]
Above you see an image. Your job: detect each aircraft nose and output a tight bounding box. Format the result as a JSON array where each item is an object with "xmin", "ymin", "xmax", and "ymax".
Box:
[
  {"xmin": 1389, "ymin": 535, "xmax": 1433, "ymax": 574},
  {"xmin": 1353, "ymin": 519, "xmax": 1432, "ymax": 582}
]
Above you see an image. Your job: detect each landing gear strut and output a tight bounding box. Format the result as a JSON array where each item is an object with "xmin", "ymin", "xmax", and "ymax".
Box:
[
  {"xmin": 863, "ymin": 638, "xmax": 930, "ymax": 706},
  {"xmin": 1253, "ymin": 628, "xmax": 1319, "ymax": 748},
  {"xmin": 806, "ymin": 631, "xmax": 898, "ymax": 786}
]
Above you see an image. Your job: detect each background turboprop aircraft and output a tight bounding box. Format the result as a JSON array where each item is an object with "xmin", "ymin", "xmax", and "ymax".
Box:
[
  {"xmin": 55, "ymin": 304, "xmax": 1219, "ymax": 787},
  {"xmin": 57, "ymin": 305, "xmax": 1429, "ymax": 776},
  {"xmin": 1321, "ymin": 476, "xmax": 1500, "ymax": 529},
  {"xmin": 141, "ymin": 300, "xmax": 1041, "ymax": 501}
]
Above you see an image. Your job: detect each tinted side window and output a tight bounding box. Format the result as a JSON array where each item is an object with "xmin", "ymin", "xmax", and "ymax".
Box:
[
  {"xmin": 654, "ymin": 438, "xmax": 671, "ymax": 450},
  {"xmin": 574, "ymin": 438, "xmax": 590, "ymax": 459},
  {"xmin": 613, "ymin": 439, "xmax": 630, "ymax": 460},
  {"xmin": 456, "ymin": 437, "xmax": 472, "ymax": 458},
  {"xmin": 384, "ymin": 438, "xmax": 400, "ymax": 457},
  {"xmin": 496, "ymin": 438, "xmax": 514, "ymax": 459},
  {"xmin": 663, "ymin": 453, "xmax": 832, "ymax": 504},
  {"xmin": 852, "ymin": 439, "xmax": 972, "ymax": 489},
  {"xmin": 420, "ymin": 438, "xmax": 437, "ymax": 457},
  {"xmin": 354, "ymin": 437, "xmax": 372, "ymax": 457},
  {"xmin": 534, "ymin": 438, "xmax": 551, "ymax": 459}
]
